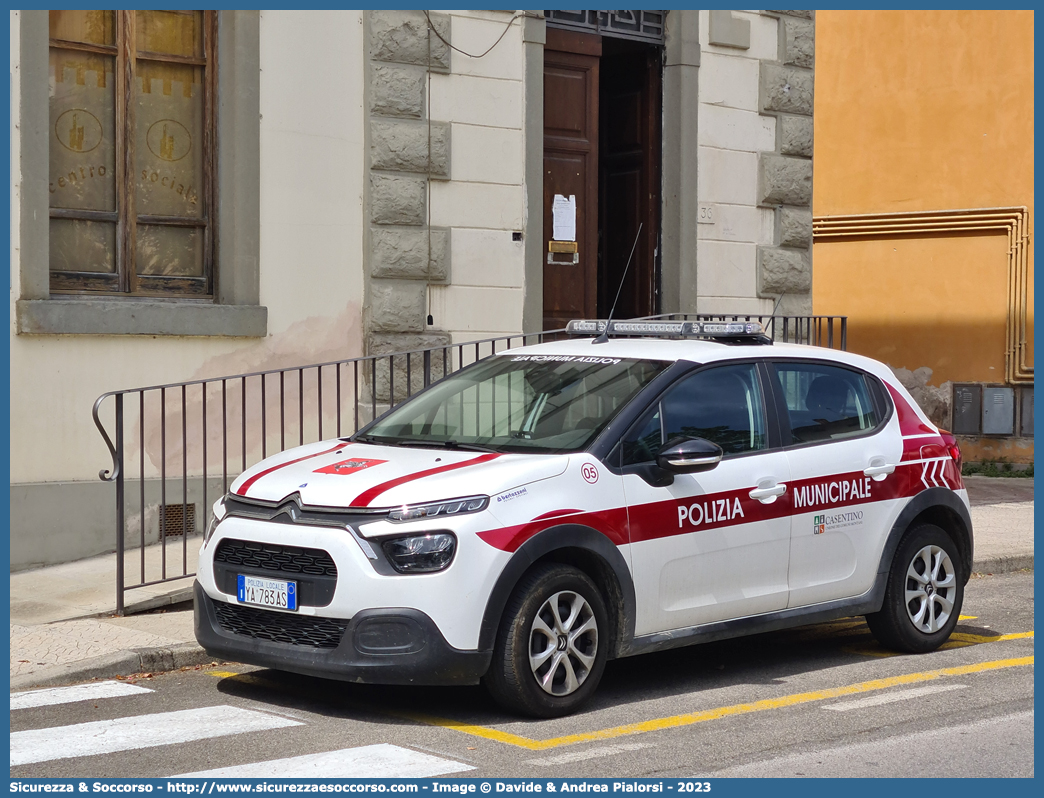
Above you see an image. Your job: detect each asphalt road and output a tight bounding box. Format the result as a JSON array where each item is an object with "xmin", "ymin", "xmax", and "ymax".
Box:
[{"xmin": 11, "ymin": 571, "xmax": 1034, "ymax": 780}]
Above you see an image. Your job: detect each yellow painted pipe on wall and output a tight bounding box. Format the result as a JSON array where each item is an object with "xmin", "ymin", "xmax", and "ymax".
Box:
[{"xmin": 813, "ymin": 207, "xmax": 1033, "ymax": 384}]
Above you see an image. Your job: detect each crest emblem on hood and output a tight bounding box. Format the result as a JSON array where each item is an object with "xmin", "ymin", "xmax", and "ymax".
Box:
[{"xmin": 313, "ymin": 457, "xmax": 387, "ymax": 476}]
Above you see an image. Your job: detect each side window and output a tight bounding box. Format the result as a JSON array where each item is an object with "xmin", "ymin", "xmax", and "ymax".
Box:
[
  {"xmin": 622, "ymin": 363, "xmax": 767, "ymax": 464},
  {"xmin": 773, "ymin": 362, "xmax": 879, "ymax": 444}
]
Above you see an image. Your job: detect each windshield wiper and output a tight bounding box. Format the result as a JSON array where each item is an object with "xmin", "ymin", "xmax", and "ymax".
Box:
[
  {"xmin": 398, "ymin": 439, "xmax": 500, "ymax": 453},
  {"xmin": 354, "ymin": 435, "xmax": 498, "ymax": 453},
  {"xmin": 443, "ymin": 440, "xmax": 499, "ymax": 453}
]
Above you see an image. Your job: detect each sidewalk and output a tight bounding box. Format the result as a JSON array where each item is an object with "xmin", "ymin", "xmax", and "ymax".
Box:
[
  {"xmin": 10, "ymin": 537, "xmax": 209, "ymax": 691},
  {"xmin": 9, "ymin": 477, "xmax": 1034, "ymax": 691}
]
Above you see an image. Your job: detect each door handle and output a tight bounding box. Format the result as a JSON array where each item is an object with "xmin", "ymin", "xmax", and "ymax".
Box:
[
  {"xmin": 864, "ymin": 462, "xmax": 896, "ymax": 481},
  {"xmin": 749, "ymin": 483, "xmax": 786, "ymax": 503}
]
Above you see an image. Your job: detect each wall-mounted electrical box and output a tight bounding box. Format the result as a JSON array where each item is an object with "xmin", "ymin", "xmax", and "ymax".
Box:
[
  {"xmin": 1020, "ymin": 388, "xmax": 1034, "ymax": 437},
  {"xmin": 951, "ymin": 385, "xmax": 981, "ymax": 434},
  {"xmin": 982, "ymin": 386, "xmax": 1015, "ymax": 435}
]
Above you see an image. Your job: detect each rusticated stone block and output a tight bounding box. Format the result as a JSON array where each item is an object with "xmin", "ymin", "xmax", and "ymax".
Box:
[
  {"xmin": 371, "ymin": 226, "xmax": 449, "ymax": 282},
  {"xmin": 369, "ymin": 279, "xmax": 427, "ymax": 333},
  {"xmin": 761, "ymin": 63, "xmax": 814, "ymax": 116},
  {"xmin": 370, "ymin": 174, "xmax": 425, "ymax": 225},
  {"xmin": 767, "ymin": 10, "xmax": 813, "ymax": 19},
  {"xmin": 370, "ymin": 10, "xmax": 450, "ymax": 71},
  {"xmin": 759, "ymin": 247, "xmax": 811, "ymax": 294},
  {"xmin": 708, "ymin": 10, "xmax": 750, "ymax": 49},
  {"xmin": 371, "ymin": 119, "xmax": 450, "ymax": 177},
  {"xmin": 759, "ymin": 154, "xmax": 812, "ymax": 207},
  {"xmin": 367, "ymin": 331, "xmax": 452, "ymax": 403},
  {"xmin": 783, "ymin": 16, "xmax": 815, "ymax": 68},
  {"xmin": 370, "ymin": 64, "xmax": 425, "ymax": 118},
  {"xmin": 779, "ymin": 207, "xmax": 812, "ymax": 248},
  {"xmin": 780, "ymin": 114, "xmax": 813, "ymax": 157}
]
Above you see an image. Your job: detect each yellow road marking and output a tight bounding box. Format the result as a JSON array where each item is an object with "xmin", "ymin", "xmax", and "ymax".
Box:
[
  {"xmin": 949, "ymin": 631, "xmax": 1033, "ymax": 644},
  {"xmin": 844, "ymin": 630, "xmax": 1033, "ymax": 658},
  {"xmin": 397, "ymin": 656, "xmax": 1033, "ymax": 751},
  {"xmin": 801, "ymin": 615, "xmax": 978, "ymax": 642}
]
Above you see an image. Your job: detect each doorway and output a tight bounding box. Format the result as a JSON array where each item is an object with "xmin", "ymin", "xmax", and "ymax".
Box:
[{"xmin": 542, "ymin": 27, "xmax": 663, "ymax": 330}]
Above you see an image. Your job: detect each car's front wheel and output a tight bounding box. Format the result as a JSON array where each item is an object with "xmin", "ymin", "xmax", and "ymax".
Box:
[
  {"xmin": 866, "ymin": 523, "xmax": 964, "ymax": 653},
  {"xmin": 485, "ymin": 563, "xmax": 609, "ymax": 717}
]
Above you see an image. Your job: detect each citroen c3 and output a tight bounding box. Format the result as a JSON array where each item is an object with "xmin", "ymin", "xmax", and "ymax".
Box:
[{"xmin": 194, "ymin": 319, "xmax": 972, "ymax": 717}]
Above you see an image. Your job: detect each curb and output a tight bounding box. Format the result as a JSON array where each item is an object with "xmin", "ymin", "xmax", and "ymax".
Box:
[
  {"xmin": 10, "ymin": 642, "xmax": 214, "ymax": 692},
  {"xmin": 972, "ymin": 554, "xmax": 1034, "ymax": 575}
]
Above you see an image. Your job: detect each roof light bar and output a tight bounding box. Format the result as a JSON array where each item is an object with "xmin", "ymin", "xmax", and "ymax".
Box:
[{"xmin": 566, "ymin": 319, "xmax": 767, "ymax": 340}]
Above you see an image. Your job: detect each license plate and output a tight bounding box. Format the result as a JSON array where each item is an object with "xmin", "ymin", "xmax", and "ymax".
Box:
[{"xmin": 237, "ymin": 574, "xmax": 297, "ymax": 611}]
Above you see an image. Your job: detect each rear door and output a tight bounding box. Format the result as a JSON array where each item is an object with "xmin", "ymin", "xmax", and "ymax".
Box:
[
  {"xmin": 620, "ymin": 362, "xmax": 792, "ymax": 634},
  {"xmin": 768, "ymin": 360, "xmax": 902, "ymax": 607}
]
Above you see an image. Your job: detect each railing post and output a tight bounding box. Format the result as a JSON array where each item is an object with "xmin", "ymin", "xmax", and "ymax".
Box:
[
  {"xmin": 114, "ymin": 393, "xmax": 125, "ymax": 616},
  {"xmin": 423, "ymin": 349, "xmax": 432, "ymax": 388}
]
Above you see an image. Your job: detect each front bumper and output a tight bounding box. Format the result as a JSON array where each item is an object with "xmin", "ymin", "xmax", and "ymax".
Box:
[{"xmin": 194, "ymin": 581, "xmax": 492, "ymax": 686}]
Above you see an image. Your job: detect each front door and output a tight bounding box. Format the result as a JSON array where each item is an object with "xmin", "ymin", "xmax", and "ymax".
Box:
[
  {"xmin": 620, "ymin": 363, "xmax": 792, "ymax": 634},
  {"xmin": 542, "ymin": 28, "xmax": 600, "ymax": 330}
]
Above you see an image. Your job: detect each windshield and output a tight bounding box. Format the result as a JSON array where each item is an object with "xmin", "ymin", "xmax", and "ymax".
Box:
[{"xmin": 357, "ymin": 354, "xmax": 668, "ymax": 454}]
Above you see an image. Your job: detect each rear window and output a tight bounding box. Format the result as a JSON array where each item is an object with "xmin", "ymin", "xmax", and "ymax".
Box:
[{"xmin": 772, "ymin": 362, "xmax": 880, "ymax": 445}]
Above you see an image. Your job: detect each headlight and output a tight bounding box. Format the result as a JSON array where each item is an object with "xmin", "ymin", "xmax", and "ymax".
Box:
[
  {"xmin": 382, "ymin": 532, "xmax": 457, "ymax": 573},
  {"xmin": 388, "ymin": 495, "xmax": 489, "ymax": 522},
  {"xmin": 203, "ymin": 496, "xmax": 227, "ymax": 546}
]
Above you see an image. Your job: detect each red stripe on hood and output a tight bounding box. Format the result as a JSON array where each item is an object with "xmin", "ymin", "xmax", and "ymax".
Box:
[
  {"xmin": 235, "ymin": 442, "xmax": 348, "ymax": 496},
  {"xmin": 350, "ymin": 453, "xmax": 501, "ymax": 507}
]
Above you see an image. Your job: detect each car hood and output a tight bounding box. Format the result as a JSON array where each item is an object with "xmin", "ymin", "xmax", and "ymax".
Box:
[{"xmin": 228, "ymin": 440, "xmax": 569, "ymax": 509}]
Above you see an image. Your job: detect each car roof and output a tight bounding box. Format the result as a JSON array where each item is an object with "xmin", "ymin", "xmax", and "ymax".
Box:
[{"xmin": 498, "ymin": 336, "xmax": 890, "ymax": 375}]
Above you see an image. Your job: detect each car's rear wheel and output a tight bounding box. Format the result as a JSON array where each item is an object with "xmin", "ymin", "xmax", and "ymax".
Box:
[
  {"xmin": 866, "ymin": 523, "xmax": 964, "ymax": 653},
  {"xmin": 484, "ymin": 563, "xmax": 608, "ymax": 717}
]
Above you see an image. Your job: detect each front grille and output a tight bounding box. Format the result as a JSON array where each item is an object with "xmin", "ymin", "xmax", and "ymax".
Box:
[
  {"xmin": 214, "ymin": 539, "xmax": 337, "ymax": 577},
  {"xmin": 213, "ymin": 601, "xmax": 348, "ymax": 649}
]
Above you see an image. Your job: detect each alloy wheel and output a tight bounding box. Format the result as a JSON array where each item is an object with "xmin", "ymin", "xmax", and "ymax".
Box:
[
  {"xmin": 528, "ymin": 590, "xmax": 599, "ymax": 696},
  {"xmin": 904, "ymin": 544, "xmax": 957, "ymax": 634}
]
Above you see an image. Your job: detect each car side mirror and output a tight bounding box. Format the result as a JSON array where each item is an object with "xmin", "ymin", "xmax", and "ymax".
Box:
[{"xmin": 656, "ymin": 437, "xmax": 723, "ymax": 474}]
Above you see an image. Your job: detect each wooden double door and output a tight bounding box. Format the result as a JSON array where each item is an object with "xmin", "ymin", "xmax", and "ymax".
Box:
[{"xmin": 542, "ymin": 28, "xmax": 663, "ymax": 330}]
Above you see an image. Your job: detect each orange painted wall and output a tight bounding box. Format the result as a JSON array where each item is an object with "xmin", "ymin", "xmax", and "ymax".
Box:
[{"xmin": 812, "ymin": 11, "xmax": 1034, "ymax": 386}]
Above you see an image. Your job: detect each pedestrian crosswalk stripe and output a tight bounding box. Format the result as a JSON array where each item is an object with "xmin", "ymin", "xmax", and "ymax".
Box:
[
  {"xmin": 10, "ymin": 705, "xmax": 300, "ymax": 767},
  {"xmin": 10, "ymin": 681, "xmax": 153, "ymax": 711},
  {"xmin": 178, "ymin": 743, "xmax": 474, "ymax": 778}
]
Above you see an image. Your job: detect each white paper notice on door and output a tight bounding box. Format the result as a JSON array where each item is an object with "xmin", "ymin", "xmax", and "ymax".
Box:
[{"xmin": 552, "ymin": 194, "xmax": 576, "ymax": 242}]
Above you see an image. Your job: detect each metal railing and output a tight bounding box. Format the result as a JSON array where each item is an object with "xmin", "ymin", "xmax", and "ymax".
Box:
[{"xmin": 93, "ymin": 314, "xmax": 846, "ymax": 613}]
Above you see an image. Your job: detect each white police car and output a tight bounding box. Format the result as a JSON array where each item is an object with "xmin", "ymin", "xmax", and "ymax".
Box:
[{"xmin": 194, "ymin": 319, "xmax": 972, "ymax": 717}]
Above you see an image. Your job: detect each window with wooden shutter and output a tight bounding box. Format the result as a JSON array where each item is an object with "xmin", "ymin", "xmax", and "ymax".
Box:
[{"xmin": 48, "ymin": 10, "xmax": 215, "ymax": 296}]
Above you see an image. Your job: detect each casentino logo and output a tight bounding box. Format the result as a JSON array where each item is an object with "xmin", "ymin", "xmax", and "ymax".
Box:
[{"xmin": 814, "ymin": 510, "xmax": 864, "ymax": 534}]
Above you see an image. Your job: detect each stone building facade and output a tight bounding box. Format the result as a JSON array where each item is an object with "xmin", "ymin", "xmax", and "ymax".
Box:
[{"xmin": 10, "ymin": 9, "xmax": 816, "ymax": 568}]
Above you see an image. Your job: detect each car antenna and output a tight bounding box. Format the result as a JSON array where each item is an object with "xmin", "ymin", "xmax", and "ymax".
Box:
[
  {"xmin": 593, "ymin": 223, "xmax": 642, "ymax": 345},
  {"xmin": 770, "ymin": 290, "xmax": 786, "ymax": 316}
]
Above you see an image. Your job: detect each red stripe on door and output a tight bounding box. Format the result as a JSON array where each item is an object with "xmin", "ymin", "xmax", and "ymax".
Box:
[
  {"xmin": 235, "ymin": 442, "xmax": 349, "ymax": 497},
  {"xmin": 350, "ymin": 453, "xmax": 501, "ymax": 508},
  {"xmin": 476, "ymin": 461, "xmax": 953, "ymax": 553}
]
